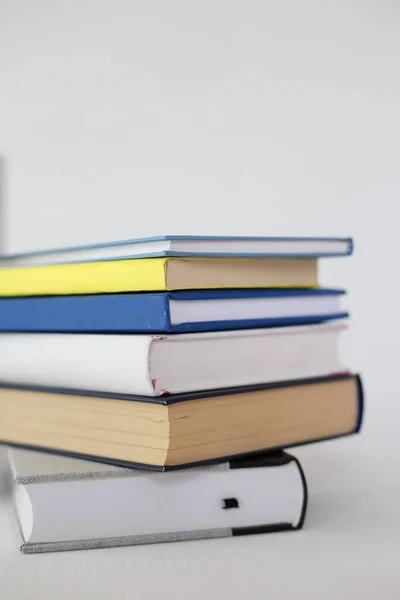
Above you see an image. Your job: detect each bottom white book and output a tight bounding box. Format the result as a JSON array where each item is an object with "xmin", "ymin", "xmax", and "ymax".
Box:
[{"xmin": 6, "ymin": 448, "xmax": 307, "ymax": 553}]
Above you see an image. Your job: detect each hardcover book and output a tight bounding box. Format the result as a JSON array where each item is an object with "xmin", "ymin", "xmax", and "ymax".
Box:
[
  {"xmin": 7, "ymin": 449, "xmax": 307, "ymax": 554},
  {"xmin": 0, "ymin": 256, "xmax": 319, "ymax": 296},
  {"xmin": 0, "ymin": 288, "xmax": 348, "ymax": 333},
  {"xmin": 0, "ymin": 374, "xmax": 363, "ymax": 469},
  {"xmin": 0, "ymin": 235, "xmax": 353, "ymax": 265},
  {"xmin": 0, "ymin": 321, "xmax": 348, "ymax": 396}
]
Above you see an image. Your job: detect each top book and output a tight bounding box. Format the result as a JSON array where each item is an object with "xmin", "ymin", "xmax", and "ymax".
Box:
[{"xmin": 0, "ymin": 235, "xmax": 353, "ymax": 266}]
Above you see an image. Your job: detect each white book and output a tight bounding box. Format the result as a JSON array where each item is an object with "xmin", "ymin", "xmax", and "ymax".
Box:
[
  {"xmin": 6, "ymin": 448, "xmax": 307, "ymax": 554},
  {"xmin": 0, "ymin": 234, "xmax": 353, "ymax": 266},
  {"xmin": 0, "ymin": 321, "xmax": 347, "ymax": 396}
]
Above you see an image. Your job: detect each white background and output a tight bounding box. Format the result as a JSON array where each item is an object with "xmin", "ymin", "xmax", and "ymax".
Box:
[{"xmin": 0, "ymin": 1, "xmax": 399, "ymax": 598}]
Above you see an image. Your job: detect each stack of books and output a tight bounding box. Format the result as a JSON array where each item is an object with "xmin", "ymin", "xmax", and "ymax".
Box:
[{"xmin": 0, "ymin": 235, "xmax": 363, "ymax": 553}]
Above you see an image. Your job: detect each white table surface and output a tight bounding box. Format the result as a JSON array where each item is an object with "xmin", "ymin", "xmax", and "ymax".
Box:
[{"xmin": 0, "ymin": 391, "xmax": 397, "ymax": 600}]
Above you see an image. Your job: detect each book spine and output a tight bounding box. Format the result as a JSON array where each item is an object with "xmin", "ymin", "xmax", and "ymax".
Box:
[
  {"xmin": 0, "ymin": 334, "xmax": 156, "ymax": 395},
  {"xmin": 0, "ymin": 258, "xmax": 168, "ymax": 296},
  {"xmin": 0, "ymin": 294, "xmax": 172, "ymax": 332}
]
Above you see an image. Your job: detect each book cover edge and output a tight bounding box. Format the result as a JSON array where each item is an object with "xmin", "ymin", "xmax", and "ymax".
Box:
[
  {"xmin": 1, "ymin": 236, "xmax": 353, "ymax": 261},
  {"xmin": 0, "ymin": 372, "xmax": 357, "ymax": 405},
  {"xmin": 2, "ymin": 426, "xmax": 361, "ymax": 473}
]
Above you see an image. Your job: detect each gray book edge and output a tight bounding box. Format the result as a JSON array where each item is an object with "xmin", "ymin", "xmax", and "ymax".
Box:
[
  {"xmin": 21, "ymin": 528, "xmax": 233, "ymax": 554},
  {"xmin": 8, "ymin": 447, "xmax": 228, "ymax": 484}
]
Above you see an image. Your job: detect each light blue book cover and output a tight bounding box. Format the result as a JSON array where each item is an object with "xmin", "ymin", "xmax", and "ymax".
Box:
[{"xmin": 0, "ymin": 235, "xmax": 353, "ymax": 265}]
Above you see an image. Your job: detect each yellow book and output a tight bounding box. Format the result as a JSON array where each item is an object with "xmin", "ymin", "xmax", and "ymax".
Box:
[{"xmin": 0, "ymin": 257, "xmax": 318, "ymax": 296}]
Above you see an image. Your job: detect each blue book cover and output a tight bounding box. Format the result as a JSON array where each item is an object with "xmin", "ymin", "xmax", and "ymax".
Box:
[
  {"xmin": 0, "ymin": 235, "xmax": 353, "ymax": 265},
  {"xmin": 0, "ymin": 288, "xmax": 348, "ymax": 333}
]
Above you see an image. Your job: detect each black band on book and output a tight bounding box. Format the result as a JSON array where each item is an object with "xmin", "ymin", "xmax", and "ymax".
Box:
[
  {"xmin": 229, "ymin": 451, "xmax": 291, "ymax": 470},
  {"xmin": 354, "ymin": 374, "xmax": 364, "ymax": 434},
  {"xmin": 289, "ymin": 454, "xmax": 308, "ymax": 530},
  {"xmin": 232, "ymin": 523, "xmax": 293, "ymax": 536}
]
